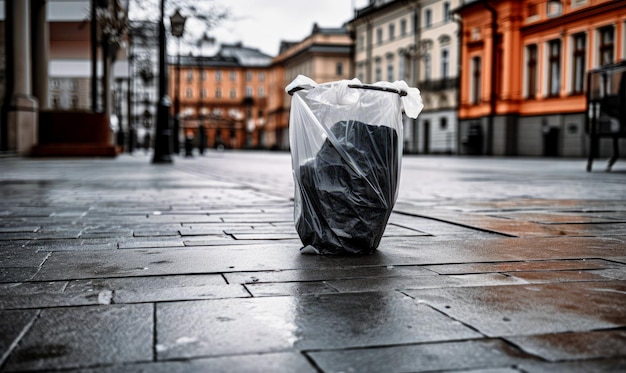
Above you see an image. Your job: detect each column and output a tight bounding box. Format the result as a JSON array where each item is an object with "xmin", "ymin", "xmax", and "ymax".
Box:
[
  {"xmin": 32, "ymin": 0, "xmax": 49, "ymax": 110},
  {"xmin": 8, "ymin": 0, "xmax": 39, "ymax": 154}
]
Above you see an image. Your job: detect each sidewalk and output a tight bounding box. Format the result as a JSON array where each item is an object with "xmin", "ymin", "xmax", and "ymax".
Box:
[{"xmin": 1, "ymin": 152, "xmax": 625, "ymax": 372}]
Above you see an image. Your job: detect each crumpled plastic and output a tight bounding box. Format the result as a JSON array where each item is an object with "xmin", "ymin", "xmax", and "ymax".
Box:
[{"xmin": 286, "ymin": 75, "xmax": 423, "ymax": 255}]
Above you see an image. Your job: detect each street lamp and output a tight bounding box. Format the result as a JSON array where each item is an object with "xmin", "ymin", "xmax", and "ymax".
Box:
[
  {"xmin": 152, "ymin": 0, "xmax": 173, "ymax": 164},
  {"xmin": 170, "ymin": 9, "xmax": 187, "ymax": 155}
]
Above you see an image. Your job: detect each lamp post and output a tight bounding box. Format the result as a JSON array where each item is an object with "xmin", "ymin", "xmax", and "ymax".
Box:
[
  {"xmin": 170, "ymin": 9, "xmax": 186, "ymax": 155},
  {"xmin": 243, "ymin": 96, "xmax": 254, "ymax": 148},
  {"xmin": 152, "ymin": 0, "xmax": 172, "ymax": 164}
]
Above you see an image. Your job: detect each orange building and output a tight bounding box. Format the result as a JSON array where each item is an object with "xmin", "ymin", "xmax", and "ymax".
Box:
[
  {"xmin": 168, "ymin": 43, "xmax": 272, "ymax": 149},
  {"xmin": 270, "ymin": 24, "xmax": 353, "ymax": 150},
  {"xmin": 457, "ymin": 0, "xmax": 626, "ymax": 157}
]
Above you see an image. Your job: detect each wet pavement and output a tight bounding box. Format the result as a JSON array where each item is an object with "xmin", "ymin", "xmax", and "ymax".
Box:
[{"xmin": 0, "ymin": 151, "xmax": 625, "ymax": 372}]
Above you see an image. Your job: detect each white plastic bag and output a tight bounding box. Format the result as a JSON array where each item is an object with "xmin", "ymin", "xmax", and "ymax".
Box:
[{"xmin": 287, "ymin": 75, "xmax": 423, "ymax": 255}]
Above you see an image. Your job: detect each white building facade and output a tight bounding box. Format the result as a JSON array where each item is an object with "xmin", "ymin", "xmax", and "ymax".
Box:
[
  {"xmin": 348, "ymin": 0, "xmax": 460, "ymax": 154},
  {"xmin": 416, "ymin": 0, "xmax": 460, "ymax": 154}
]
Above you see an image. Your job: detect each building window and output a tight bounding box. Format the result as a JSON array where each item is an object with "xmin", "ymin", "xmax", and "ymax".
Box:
[
  {"xmin": 548, "ymin": 39, "xmax": 561, "ymax": 97},
  {"xmin": 200, "ymin": 88, "xmax": 206, "ymax": 98},
  {"xmin": 186, "ymin": 71, "xmax": 193, "ymax": 82},
  {"xmin": 246, "ymin": 86, "xmax": 253, "ymax": 97},
  {"xmin": 376, "ymin": 28, "xmax": 383, "ymax": 45},
  {"xmin": 599, "ymin": 26, "xmax": 614, "ymax": 66},
  {"xmin": 358, "ymin": 34, "xmax": 365, "ymax": 51},
  {"xmin": 200, "ymin": 70, "xmax": 206, "ymax": 81},
  {"xmin": 425, "ymin": 9, "xmax": 432, "ymax": 29},
  {"xmin": 572, "ymin": 33, "xmax": 586, "ymax": 94},
  {"xmin": 424, "ymin": 53, "xmax": 432, "ymax": 81},
  {"xmin": 258, "ymin": 72, "xmax": 265, "ymax": 82},
  {"xmin": 389, "ymin": 23, "xmax": 395, "ymax": 40},
  {"xmin": 526, "ymin": 44, "xmax": 538, "ymax": 98},
  {"xmin": 70, "ymin": 80, "xmax": 78, "ymax": 89},
  {"xmin": 51, "ymin": 79, "xmax": 60, "ymax": 89},
  {"xmin": 71, "ymin": 96, "xmax": 79, "ymax": 109},
  {"xmin": 527, "ymin": 3, "xmax": 539, "ymax": 20},
  {"xmin": 400, "ymin": 19, "xmax": 407, "ymax": 36},
  {"xmin": 471, "ymin": 27, "xmax": 480, "ymax": 41},
  {"xmin": 443, "ymin": 2, "xmax": 451, "ymax": 22},
  {"xmin": 441, "ymin": 49, "xmax": 449, "ymax": 79},
  {"xmin": 230, "ymin": 71, "xmax": 236, "ymax": 81},
  {"xmin": 471, "ymin": 56, "xmax": 481, "ymax": 104},
  {"xmin": 357, "ymin": 62, "xmax": 365, "ymax": 81},
  {"xmin": 186, "ymin": 88, "xmax": 192, "ymax": 98},
  {"xmin": 52, "ymin": 95, "xmax": 60, "ymax": 108},
  {"xmin": 230, "ymin": 89, "xmax": 237, "ymax": 98},
  {"xmin": 215, "ymin": 88, "xmax": 222, "ymax": 98},
  {"xmin": 336, "ymin": 62, "xmax": 343, "ymax": 76},
  {"xmin": 440, "ymin": 117, "xmax": 448, "ymax": 130},
  {"xmin": 247, "ymin": 71, "xmax": 253, "ymax": 81},
  {"xmin": 399, "ymin": 53, "xmax": 406, "ymax": 81},
  {"xmin": 387, "ymin": 63, "xmax": 394, "ymax": 81},
  {"xmin": 215, "ymin": 70, "xmax": 222, "ymax": 82},
  {"xmin": 375, "ymin": 59, "xmax": 382, "ymax": 82},
  {"xmin": 258, "ymin": 87, "xmax": 264, "ymax": 97},
  {"xmin": 547, "ymin": 0, "xmax": 562, "ymax": 17}
]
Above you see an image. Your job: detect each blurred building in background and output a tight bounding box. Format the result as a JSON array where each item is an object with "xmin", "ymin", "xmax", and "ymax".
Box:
[
  {"xmin": 169, "ymin": 43, "xmax": 272, "ymax": 150},
  {"xmin": 457, "ymin": 0, "xmax": 626, "ymax": 157},
  {"xmin": 1, "ymin": 0, "xmax": 625, "ymax": 159},
  {"xmin": 0, "ymin": 0, "xmax": 129, "ymax": 156},
  {"xmin": 270, "ymin": 23, "xmax": 353, "ymax": 150},
  {"xmin": 348, "ymin": 0, "xmax": 461, "ymax": 155}
]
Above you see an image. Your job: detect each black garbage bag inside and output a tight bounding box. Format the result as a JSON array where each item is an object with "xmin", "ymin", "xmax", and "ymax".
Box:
[{"xmin": 296, "ymin": 120, "xmax": 399, "ymax": 255}]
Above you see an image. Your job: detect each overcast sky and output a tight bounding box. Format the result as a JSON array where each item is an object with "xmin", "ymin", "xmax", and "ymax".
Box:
[{"xmin": 205, "ymin": 0, "xmax": 370, "ymax": 56}]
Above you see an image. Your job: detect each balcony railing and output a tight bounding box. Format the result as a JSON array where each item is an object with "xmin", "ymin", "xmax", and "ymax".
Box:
[{"xmin": 418, "ymin": 78, "xmax": 459, "ymax": 91}]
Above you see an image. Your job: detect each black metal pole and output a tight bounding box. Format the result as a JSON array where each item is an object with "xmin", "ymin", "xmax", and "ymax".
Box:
[
  {"xmin": 173, "ymin": 38, "xmax": 181, "ymax": 154},
  {"xmin": 152, "ymin": 0, "xmax": 173, "ymax": 163},
  {"xmin": 91, "ymin": 0, "xmax": 98, "ymax": 112},
  {"xmin": 483, "ymin": 0, "xmax": 498, "ymax": 156}
]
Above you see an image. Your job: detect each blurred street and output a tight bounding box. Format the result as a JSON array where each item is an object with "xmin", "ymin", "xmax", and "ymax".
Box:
[{"xmin": 0, "ymin": 151, "xmax": 625, "ymax": 372}]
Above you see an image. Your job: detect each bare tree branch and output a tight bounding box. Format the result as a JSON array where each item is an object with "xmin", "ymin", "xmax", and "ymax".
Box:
[{"xmin": 129, "ymin": 0, "xmax": 230, "ymax": 48}]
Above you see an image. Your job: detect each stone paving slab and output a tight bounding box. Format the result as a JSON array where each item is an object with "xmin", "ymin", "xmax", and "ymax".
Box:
[
  {"xmin": 155, "ymin": 292, "xmax": 481, "ymax": 359},
  {"xmin": 30, "ymin": 244, "xmax": 336, "ymax": 281},
  {"xmin": 0, "ymin": 268, "xmax": 39, "ymax": 283},
  {"xmin": 404, "ymin": 281, "xmax": 626, "ymax": 337},
  {"xmin": 0, "ymin": 248, "xmax": 48, "ymax": 268},
  {"xmin": 507, "ymin": 269, "xmax": 619, "ymax": 283},
  {"xmin": 0, "ymin": 274, "xmax": 253, "ymax": 307},
  {"xmin": 2, "ymin": 304, "xmax": 153, "ymax": 372},
  {"xmin": 423, "ymin": 258, "xmax": 622, "ymax": 274},
  {"xmin": 0, "ymin": 288, "xmax": 110, "ymax": 310},
  {"xmin": 224, "ymin": 265, "xmax": 437, "ymax": 284},
  {"xmin": 518, "ymin": 358, "xmax": 626, "ymax": 373},
  {"xmin": 0, "ymin": 310, "xmax": 38, "ymax": 366},
  {"xmin": 75, "ymin": 352, "xmax": 318, "ymax": 373},
  {"xmin": 25, "ymin": 239, "xmax": 118, "ymax": 252},
  {"xmin": 307, "ymin": 339, "xmax": 539, "ymax": 373},
  {"xmin": 324, "ymin": 273, "xmax": 527, "ymax": 293},
  {"xmin": 487, "ymin": 211, "xmax": 624, "ymax": 224},
  {"xmin": 506, "ymin": 329, "xmax": 626, "ymax": 362},
  {"xmin": 394, "ymin": 208, "xmax": 570, "ymax": 237}
]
